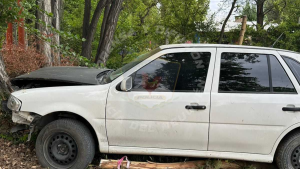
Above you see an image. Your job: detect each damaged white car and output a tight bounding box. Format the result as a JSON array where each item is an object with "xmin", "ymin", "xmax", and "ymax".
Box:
[{"xmin": 4, "ymin": 44, "xmax": 300, "ymax": 169}]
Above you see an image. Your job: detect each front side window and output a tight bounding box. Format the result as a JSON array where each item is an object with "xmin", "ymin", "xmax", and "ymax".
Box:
[
  {"xmin": 132, "ymin": 52, "xmax": 211, "ymax": 92},
  {"xmin": 101, "ymin": 48, "xmax": 161, "ymax": 84},
  {"xmin": 219, "ymin": 53, "xmax": 296, "ymax": 93}
]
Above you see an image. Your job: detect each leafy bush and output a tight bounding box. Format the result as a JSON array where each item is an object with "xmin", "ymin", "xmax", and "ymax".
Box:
[{"xmin": 1, "ymin": 44, "xmax": 47, "ymax": 78}]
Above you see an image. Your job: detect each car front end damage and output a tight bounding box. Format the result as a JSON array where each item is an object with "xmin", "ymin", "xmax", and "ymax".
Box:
[{"xmin": 3, "ymin": 95, "xmax": 41, "ymax": 141}]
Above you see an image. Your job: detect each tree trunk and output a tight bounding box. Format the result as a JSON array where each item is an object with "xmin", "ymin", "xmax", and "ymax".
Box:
[
  {"xmin": 96, "ymin": 0, "xmax": 112, "ymax": 58},
  {"xmin": 35, "ymin": 0, "xmax": 40, "ymax": 51},
  {"xmin": 95, "ymin": 0, "xmax": 124, "ymax": 65},
  {"xmin": 0, "ymin": 53, "xmax": 12, "ymax": 96},
  {"xmin": 82, "ymin": 0, "xmax": 91, "ymax": 54},
  {"xmin": 38, "ymin": 0, "xmax": 53, "ymax": 66},
  {"xmin": 256, "ymin": 0, "xmax": 265, "ymax": 29},
  {"xmin": 51, "ymin": 0, "xmax": 61, "ymax": 65},
  {"xmin": 81, "ymin": 0, "xmax": 108, "ymax": 59},
  {"xmin": 218, "ymin": 0, "xmax": 237, "ymax": 44}
]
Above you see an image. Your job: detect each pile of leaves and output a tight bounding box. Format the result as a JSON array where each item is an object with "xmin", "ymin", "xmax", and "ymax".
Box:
[{"xmin": 0, "ymin": 139, "xmax": 41, "ymax": 169}]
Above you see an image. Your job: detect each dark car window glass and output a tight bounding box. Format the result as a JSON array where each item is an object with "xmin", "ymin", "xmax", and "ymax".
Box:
[
  {"xmin": 283, "ymin": 56, "xmax": 300, "ymax": 85},
  {"xmin": 100, "ymin": 48, "xmax": 161, "ymax": 84},
  {"xmin": 132, "ymin": 52, "xmax": 211, "ymax": 92},
  {"xmin": 269, "ymin": 55, "xmax": 296, "ymax": 93},
  {"xmin": 219, "ymin": 53, "xmax": 270, "ymax": 92}
]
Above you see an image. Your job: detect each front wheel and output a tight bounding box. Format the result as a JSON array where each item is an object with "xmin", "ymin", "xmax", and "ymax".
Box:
[
  {"xmin": 36, "ymin": 119, "xmax": 95, "ymax": 169},
  {"xmin": 276, "ymin": 132, "xmax": 300, "ymax": 169}
]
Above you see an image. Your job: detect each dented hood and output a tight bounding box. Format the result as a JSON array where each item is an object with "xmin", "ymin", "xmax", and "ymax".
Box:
[{"xmin": 11, "ymin": 66, "xmax": 111, "ymax": 87}]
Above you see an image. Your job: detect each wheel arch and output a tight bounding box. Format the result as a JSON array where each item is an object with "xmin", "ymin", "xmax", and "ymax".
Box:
[
  {"xmin": 36, "ymin": 111, "xmax": 100, "ymax": 153},
  {"xmin": 272, "ymin": 122, "xmax": 300, "ymax": 157}
]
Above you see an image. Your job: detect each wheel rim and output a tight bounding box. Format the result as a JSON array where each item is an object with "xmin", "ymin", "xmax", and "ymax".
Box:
[
  {"xmin": 45, "ymin": 132, "xmax": 78, "ymax": 167},
  {"xmin": 292, "ymin": 146, "xmax": 300, "ymax": 169}
]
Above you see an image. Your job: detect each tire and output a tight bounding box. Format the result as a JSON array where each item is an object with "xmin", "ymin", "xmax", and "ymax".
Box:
[
  {"xmin": 276, "ymin": 131, "xmax": 300, "ymax": 169},
  {"xmin": 36, "ymin": 119, "xmax": 95, "ymax": 169}
]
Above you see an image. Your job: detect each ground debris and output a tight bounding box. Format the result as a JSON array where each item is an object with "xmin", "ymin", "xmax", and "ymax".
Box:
[{"xmin": 0, "ymin": 138, "xmax": 42, "ymax": 169}]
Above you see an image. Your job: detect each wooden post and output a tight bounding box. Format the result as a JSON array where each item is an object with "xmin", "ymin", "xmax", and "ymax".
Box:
[
  {"xmin": 6, "ymin": 23, "xmax": 13, "ymax": 47},
  {"xmin": 238, "ymin": 15, "xmax": 247, "ymax": 45},
  {"xmin": 18, "ymin": 0, "xmax": 25, "ymax": 48}
]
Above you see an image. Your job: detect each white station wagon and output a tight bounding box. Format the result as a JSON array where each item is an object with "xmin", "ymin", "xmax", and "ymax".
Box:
[{"xmin": 6, "ymin": 44, "xmax": 300, "ymax": 169}]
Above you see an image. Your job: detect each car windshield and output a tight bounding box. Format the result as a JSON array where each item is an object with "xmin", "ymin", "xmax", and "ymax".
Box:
[{"xmin": 100, "ymin": 48, "xmax": 161, "ymax": 84}]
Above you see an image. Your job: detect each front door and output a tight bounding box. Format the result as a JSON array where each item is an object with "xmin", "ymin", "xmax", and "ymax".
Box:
[
  {"xmin": 106, "ymin": 48, "xmax": 216, "ymax": 150},
  {"xmin": 209, "ymin": 48, "xmax": 300, "ymax": 154}
]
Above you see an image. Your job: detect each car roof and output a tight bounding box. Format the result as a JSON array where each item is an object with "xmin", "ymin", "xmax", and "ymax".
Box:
[{"xmin": 159, "ymin": 44, "xmax": 300, "ymax": 55}]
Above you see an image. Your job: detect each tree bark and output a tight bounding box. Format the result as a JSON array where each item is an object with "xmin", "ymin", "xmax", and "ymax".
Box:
[
  {"xmin": 81, "ymin": 0, "xmax": 108, "ymax": 59},
  {"xmin": 218, "ymin": 0, "xmax": 237, "ymax": 44},
  {"xmin": 82, "ymin": 0, "xmax": 91, "ymax": 53},
  {"xmin": 96, "ymin": 0, "xmax": 112, "ymax": 58},
  {"xmin": 0, "ymin": 53, "xmax": 12, "ymax": 96},
  {"xmin": 95, "ymin": 0, "xmax": 124, "ymax": 65},
  {"xmin": 51, "ymin": 0, "xmax": 61, "ymax": 64},
  {"xmin": 38, "ymin": 0, "xmax": 53, "ymax": 65},
  {"xmin": 256, "ymin": 0, "xmax": 265, "ymax": 29}
]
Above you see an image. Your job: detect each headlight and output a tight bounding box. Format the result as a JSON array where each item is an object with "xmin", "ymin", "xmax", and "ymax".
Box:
[{"xmin": 7, "ymin": 95, "xmax": 22, "ymax": 111}]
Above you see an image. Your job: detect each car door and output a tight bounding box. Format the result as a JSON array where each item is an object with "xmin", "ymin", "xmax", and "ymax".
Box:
[
  {"xmin": 106, "ymin": 47, "xmax": 216, "ymax": 150},
  {"xmin": 209, "ymin": 48, "xmax": 300, "ymax": 154}
]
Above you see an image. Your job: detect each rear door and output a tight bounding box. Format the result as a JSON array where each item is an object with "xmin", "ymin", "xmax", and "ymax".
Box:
[
  {"xmin": 209, "ymin": 48, "xmax": 300, "ymax": 154},
  {"xmin": 106, "ymin": 48, "xmax": 216, "ymax": 150}
]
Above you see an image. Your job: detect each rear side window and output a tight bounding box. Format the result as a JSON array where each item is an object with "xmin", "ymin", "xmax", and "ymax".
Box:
[
  {"xmin": 283, "ymin": 56, "xmax": 300, "ymax": 85},
  {"xmin": 219, "ymin": 53, "xmax": 270, "ymax": 92},
  {"xmin": 219, "ymin": 53, "xmax": 296, "ymax": 93}
]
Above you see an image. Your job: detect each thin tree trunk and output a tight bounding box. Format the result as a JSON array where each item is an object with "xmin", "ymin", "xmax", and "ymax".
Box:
[
  {"xmin": 82, "ymin": 0, "xmax": 91, "ymax": 53},
  {"xmin": 95, "ymin": 0, "xmax": 123, "ymax": 65},
  {"xmin": 256, "ymin": 0, "xmax": 265, "ymax": 29},
  {"xmin": 51, "ymin": 0, "xmax": 61, "ymax": 65},
  {"xmin": 35, "ymin": 0, "xmax": 40, "ymax": 51},
  {"xmin": 96, "ymin": 0, "xmax": 112, "ymax": 58},
  {"xmin": 81, "ymin": 0, "xmax": 108, "ymax": 59},
  {"xmin": 218, "ymin": 0, "xmax": 237, "ymax": 44},
  {"xmin": 38, "ymin": 0, "xmax": 53, "ymax": 66},
  {"xmin": 0, "ymin": 53, "xmax": 12, "ymax": 95}
]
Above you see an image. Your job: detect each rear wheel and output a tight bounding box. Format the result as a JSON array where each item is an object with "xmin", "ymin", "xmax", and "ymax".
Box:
[
  {"xmin": 36, "ymin": 119, "xmax": 95, "ymax": 169},
  {"xmin": 276, "ymin": 132, "xmax": 300, "ymax": 169}
]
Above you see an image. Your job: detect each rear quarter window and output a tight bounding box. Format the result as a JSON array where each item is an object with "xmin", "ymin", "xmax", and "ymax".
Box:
[{"xmin": 283, "ymin": 56, "xmax": 300, "ymax": 85}]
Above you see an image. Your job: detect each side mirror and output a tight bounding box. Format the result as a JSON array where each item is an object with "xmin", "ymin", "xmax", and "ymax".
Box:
[{"xmin": 120, "ymin": 76, "xmax": 132, "ymax": 91}]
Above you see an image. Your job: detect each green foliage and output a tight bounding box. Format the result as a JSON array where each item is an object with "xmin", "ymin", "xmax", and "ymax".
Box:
[
  {"xmin": 205, "ymin": 159, "xmax": 222, "ymax": 169},
  {"xmin": 243, "ymin": 23, "xmax": 300, "ymax": 52},
  {"xmin": 61, "ymin": 0, "xmax": 86, "ymax": 55},
  {"xmin": 0, "ymin": 1, "xmax": 20, "ymax": 34},
  {"xmin": 280, "ymin": 0, "xmax": 300, "ymax": 23},
  {"xmin": 240, "ymin": 0, "xmax": 257, "ymax": 21},
  {"xmin": 196, "ymin": 13, "xmax": 220, "ymax": 43}
]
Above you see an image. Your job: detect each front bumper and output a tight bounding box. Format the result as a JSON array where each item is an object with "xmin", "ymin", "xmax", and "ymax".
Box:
[{"xmin": 1, "ymin": 100, "xmax": 11, "ymax": 114}]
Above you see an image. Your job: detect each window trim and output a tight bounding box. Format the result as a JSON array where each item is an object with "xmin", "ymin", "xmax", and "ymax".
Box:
[{"xmin": 218, "ymin": 52, "xmax": 297, "ymax": 94}]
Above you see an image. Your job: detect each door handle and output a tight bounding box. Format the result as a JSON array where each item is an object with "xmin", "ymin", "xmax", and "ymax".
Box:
[
  {"xmin": 185, "ymin": 105, "xmax": 206, "ymax": 110},
  {"xmin": 282, "ymin": 107, "xmax": 300, "ymax": 111}
]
